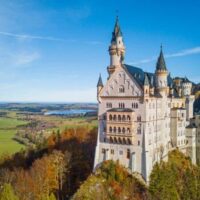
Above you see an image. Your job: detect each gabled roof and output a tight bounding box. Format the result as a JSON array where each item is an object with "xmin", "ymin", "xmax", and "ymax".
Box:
[{"xmin": 156, "ymin": 47, "xmax": 167, "ymax": 71}]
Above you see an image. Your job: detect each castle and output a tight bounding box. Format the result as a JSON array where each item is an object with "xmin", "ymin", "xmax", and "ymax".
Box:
[{"xmin": 93, "ymin": 17, "xmax": 198, "ymax": 182}]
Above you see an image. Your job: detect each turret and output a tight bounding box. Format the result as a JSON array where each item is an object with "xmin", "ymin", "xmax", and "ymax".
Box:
[
  {"xmin": 97, "ymin": 74, "xmax": 103, "ymax": 102},
  {"xmin": 108, "ymin": 16, "xmax": 125, "ymax": 76},
  {"xmin": 182, "ymin": 77, "xmax": 192, "ymax": 96},
  {"xmin": 144, "ymin": 73, "xmax": 150, "ymax": 98},
  {"xmin": 169, "ymin": 83, "xmax": 174, "ymax": 97},
  {"xmin": 155, "ymin": 46, "xmax": 168, "ymax": 96}
]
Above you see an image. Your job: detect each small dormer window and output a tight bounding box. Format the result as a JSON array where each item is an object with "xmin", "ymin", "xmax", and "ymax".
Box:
[{"xmin": 119, "ymin": 85, "xmax": 125, "ymax": 93}]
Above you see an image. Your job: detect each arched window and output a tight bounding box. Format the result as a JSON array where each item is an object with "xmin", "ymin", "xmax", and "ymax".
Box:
[
  {"xmin": 137, "ymin": 115, "xmax": 141, "ymax": 122},
  {"xmin": 123, "ymin": 138, "xmax": 126, "ymax": 144},
  {"xmin": 135, "ymin": 103, "xmax": 138, "ymax": 109},
  {"xmin": 110, "ymin": 137, "xmax": 113, "ymax": 143},
  {"xmin": 114, "ymin": 137, "xmax": 117, "ymax": 143},
  {"xmin": 118, "ymin": 127, "xmax": 121, "ymax": 133},
  {"xmin": 137, "ymin": 127, "xmax": 141, "ymax": 134},
  {"xmin": 109, "ymin": 114, "xmax": 112, "ymax": 121},
  {"xmin": 114, "ymin": 127, "xmax": 116, "ymax": 133},
  {"xmin": 119, "ymin": 85, "xmax": 125, "ymax": 93},
  {"xmin": 127, "ymin": 149, "xmax": 130, "ymax": 158},
  {"xmin": 127, "ymin": 128, "xmax": 130, "ymax": 133},
  {"xmin": 122, "ymin": 115, "xmax": 126, "ymax": 121},
  {"xmin": 127, "ymin": 139, "xmax": 132, "ymax": 145},
  {"xmin": 118, "ymin": 115, "xmax": 121, "ymax": 121},
  {"xmin": 122, "ymin": 127, "xmax": 125, "ymax": 134},
  {"xmin": 109, "ymin": 127, "xmax": 112, "ymax": 133},
  {"xmin": 127, "ymin": 115, "xmax": 131, "ymax": 121},
  {"xmin": 118, "ymin": 138, "xmax": 122, "ymax": 144},
  {"xmin": 113, "ymin": 115, "xmax": 117, "ymax": 121}
]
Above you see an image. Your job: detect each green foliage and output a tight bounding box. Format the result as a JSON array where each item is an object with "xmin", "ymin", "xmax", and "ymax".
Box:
[
  {"xmin": 73, "ymin": 160, "xmax": 148, "ymax": 200},
  {"xmin": 149, "ymin": 149, "xmax": 200, "ymax": 200},
  {"xmin": 0, "ymin": 183, "xmax": 19, "ymax": 200}
]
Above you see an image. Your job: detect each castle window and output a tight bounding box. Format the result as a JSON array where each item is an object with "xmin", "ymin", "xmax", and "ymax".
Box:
[
  {"xmin": 106, "ymin": 103, "xmax": 112, "ymax": 108},
  {"xmin": 119, "ymin": 85, "xmax": 125, "ymax": 93},
  {"xmin": 123, "ymin": 138, "xmax": 126, "ymax": 144},
  {"xmin": 127, "ymin": 149, "xmax": 130, "ymax": 159},
  {"xmin": 119, "ymin": 103, "xmax": 125, "ymax": 108},
  {"xmin": 127, "ymin": 139, "xmax": 132, "ymax": 145},
  {"xmin": 137, "ymin": 115, "xmax": 141, "ymax": 122},
  {"xmin": 111, "ymin": 149, "xmax": 114, "ymax": 154},
  {"xmin": 137, "ymin": 127, "xmax": 141, "ymax": 134}
]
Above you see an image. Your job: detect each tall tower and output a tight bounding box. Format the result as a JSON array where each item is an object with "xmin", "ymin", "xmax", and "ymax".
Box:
[
  {"xmin": 155, "ymin": 46, "xmax": 168, "ymax": 96},
  {"xmin": 108, "ymin": 16, "xmax": 125, "ymax": 76}
]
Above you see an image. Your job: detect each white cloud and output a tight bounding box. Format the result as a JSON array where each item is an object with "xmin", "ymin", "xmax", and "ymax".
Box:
[
  {"xmin": 13, "ymin": 52, "xmax": 40, "ymax": 66},
  {"xmin": 129, "ymin": 46, "xmax": 200, "ymax": 65},
  {"xmin": 0, "ymin": 31, "xmax": 102, "ymax": 45},
  {"xmin": 0, "ymin": 31, "xmax": 76, "ymax": 42},
  {"xmin": 165, "ymin": 47, "xmax": 200, "ymax": 58}
]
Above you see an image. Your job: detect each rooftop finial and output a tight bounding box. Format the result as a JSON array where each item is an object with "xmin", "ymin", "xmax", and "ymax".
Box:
[
  {"xmin": 116, "ymin": 9, "xmax": 119, "ymax": 19},
  {"xmin": 160, "ymin": 43, "xmax": 163, "ymax": 51}
]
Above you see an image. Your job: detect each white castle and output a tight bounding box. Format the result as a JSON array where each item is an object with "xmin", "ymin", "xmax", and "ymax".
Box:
[{"xmin": 94, "ymin": 17, "xmax": 197, "ymax": 182}]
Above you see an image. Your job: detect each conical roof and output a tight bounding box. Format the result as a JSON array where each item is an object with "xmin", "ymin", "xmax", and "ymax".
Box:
[
  {"xmin": 97, "ymin": 74, "xmax": 103, "ymax": 87},
  {"xmin": 156, "ymin": 46, "xmax": 167, "ymax": 71}
]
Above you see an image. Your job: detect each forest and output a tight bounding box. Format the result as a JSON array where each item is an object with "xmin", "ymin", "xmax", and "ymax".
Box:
[{"xmin": 1, "ymin": 123, "xmax": 200, "ymax": 199}]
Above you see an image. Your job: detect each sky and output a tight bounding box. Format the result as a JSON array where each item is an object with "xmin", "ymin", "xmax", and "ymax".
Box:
[{"xmin": 0, "ymin": 0, "xmax": 200, "ymax": 102}]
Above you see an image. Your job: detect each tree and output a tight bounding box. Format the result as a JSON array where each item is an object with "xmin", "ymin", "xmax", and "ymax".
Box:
[
  {"xmin": 0, "ymin": 183, "xmax": 19, "ymax": 200},
  {"xmin": 149, "ymin": 149, "xmax": 200, "ymax": 200}
]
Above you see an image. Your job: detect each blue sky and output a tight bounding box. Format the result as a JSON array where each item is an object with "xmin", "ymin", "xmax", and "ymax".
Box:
[{"xmin": 0, "ymin": 0, "xmax": 199, "ymax": 102}]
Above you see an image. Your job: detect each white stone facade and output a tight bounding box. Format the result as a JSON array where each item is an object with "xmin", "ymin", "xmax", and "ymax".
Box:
[{"xmin": 94, "ymin": 18, "xmax": 197, "ymax": 182}]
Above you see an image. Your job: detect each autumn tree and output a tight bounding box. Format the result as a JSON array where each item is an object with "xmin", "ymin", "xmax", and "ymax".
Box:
[{"xmin": 0, "ymin": 183, "xmax": 19, "ymax": 200}]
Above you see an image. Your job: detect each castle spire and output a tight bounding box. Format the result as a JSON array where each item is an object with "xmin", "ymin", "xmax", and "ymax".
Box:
[
  {"xmin": 144, "ymin": 73, "xmax": 150, "ymax": 86},
  {"xmin": 97, "ymin": 74, "xmax": 103, "ymax": 87},
  {"xmin": 156, "ymin": 45, "xmax": 167, "ymax": 71},
  {"xmin": 111, "ymin": 16, "xmax": 122, "ymax": 43},
  {"xmin": 108, "ymin": 16, "xmax": 125, "ymax": 75}
]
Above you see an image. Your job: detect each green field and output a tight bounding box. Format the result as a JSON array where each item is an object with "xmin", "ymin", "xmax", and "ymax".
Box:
[
  {"xmin": 0, "ymin": 109, "xmax": 97, "ymax": 156},
  {"xmin": 0, "ymin": 117, "xmax": 27, "ymax": 156}
]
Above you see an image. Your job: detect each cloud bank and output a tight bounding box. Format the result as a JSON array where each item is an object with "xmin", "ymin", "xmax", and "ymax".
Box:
[{"xmin": 130, "ymin": 46, "xmax": 200, "ymax": 65}]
